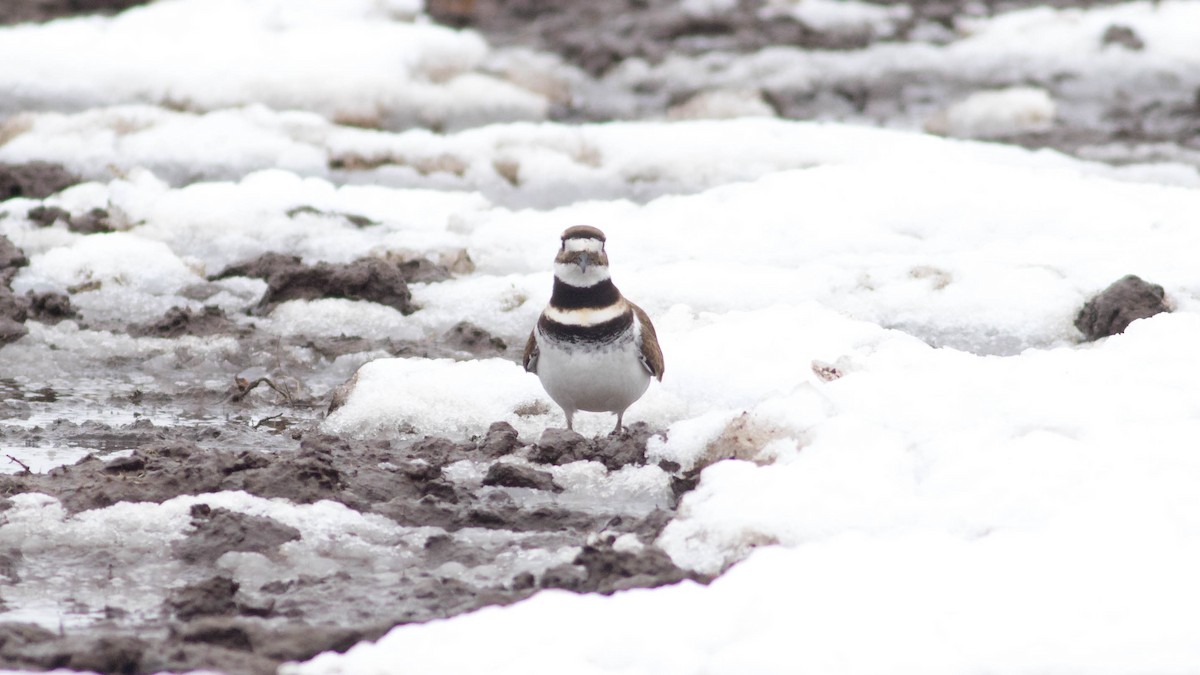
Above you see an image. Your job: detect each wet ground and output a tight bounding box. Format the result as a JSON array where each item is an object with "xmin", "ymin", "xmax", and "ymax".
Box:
[
  {"xmin": 0, "ymin": 0, "xmax": 1192, "ymax": 672},
  {"xmin": 0, "ymin": 419, "xmax": 699, "ymax": 673},
  {"xmin": 0, "ymin": 213, "xmax": 706, "ymax": 672},
  {"xmin": 446, "ymin": 0, "xmax": 1200, "ymax": 168}
]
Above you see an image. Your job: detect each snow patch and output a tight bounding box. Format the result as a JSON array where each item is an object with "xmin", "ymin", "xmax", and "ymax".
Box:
[{"xmin": 322, "ymin": 358, "xmax": 552, "ymax": 438}]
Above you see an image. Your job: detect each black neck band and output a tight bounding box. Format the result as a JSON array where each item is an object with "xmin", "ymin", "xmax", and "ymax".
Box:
[{"xmin": 550, "ymin": 278, "xmax": 620, "ymax": 310}]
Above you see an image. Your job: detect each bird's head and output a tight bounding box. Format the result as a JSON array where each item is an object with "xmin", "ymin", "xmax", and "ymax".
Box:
[{"xmin": 555, "ymin": 225, "xmax": 610, "ymax": 286}]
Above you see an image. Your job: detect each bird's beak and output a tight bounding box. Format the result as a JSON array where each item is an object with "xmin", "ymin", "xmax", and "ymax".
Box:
[{"xmin": 578, "ymin": 254, "xmax": 590, "ymax": 273}]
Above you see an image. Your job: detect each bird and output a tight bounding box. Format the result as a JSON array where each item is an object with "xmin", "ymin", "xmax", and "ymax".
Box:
[{"xmin": 523, "ymin": 225, "xmax": 664, "ymax": 434}]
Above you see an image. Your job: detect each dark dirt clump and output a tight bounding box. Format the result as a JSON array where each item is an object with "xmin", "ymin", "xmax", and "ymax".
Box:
[
  {"xmin": 27, "ymin": 205, "xmax": 116, "ymax": 234},
  {"xmin": 477, "ymin": 421, "xmax": 522, "ymax": 458},
  {"xmin": 25, "ymin": 290, "xmax": 75, "ymax": 323},
  {"xmin": 1075, "ymin": 274, "xmax": 1171, "ymax": 341},
  {"xmin": 482, "ymin": 462, "xmax": 563, "ymax": 492},
  {"xmin": 0, "ymin": 303, "xmax": 28, "ymax": 346},
  {"xmin": 540, "ymin": 535, "xmax": 707, "ymax": 594},
  {"xmin": 0, "ymin": 235, "xmax": 29, "ymax": 345},
  {"xmin": 172, "ymin": 505, "xmax": 302, "ymax": 564},
  {"xmin": 212, "ymin": 253, "xmax": 416, "ymax": 315},
  {"xmin": 213, "ymin": 252, "xmax": 304, "ymax": 287},
  {"xmin": 398, "ymin": 257, "xmax": 453, "ymax": 284},
  {"xmin": 1101, "ymin": 24, "xmax": 1144, "ymax": 50},
  {"xmin": 526, "ymin": 423, "xmax": 653, "ymax": 470},
  {"xmin": 25, "ymin": 204, "xmax": 70, "ymax": 227},
  {"xmin": 0, "ymin": 235, "xmax": 29, "ymax": 279},
  {"xmin": 442, "ymin": 320, "xmax": 507, "ymax": 357},
  {"xmin": 130, "ymin": 305, "xmax": 246, "ymax": 339},
  {"xmin": 0, "ymin": 162, "xmax": 80, "ymax": 201},
  {"xmin": 65, "ymin": 207, "xmax": 115, "ymax": 234},
  {"xmin": 526, "ymin": 428, "xmax": 593, "ymax": 465},
  {"xmin": 167, "ymin": 576, "xmax": 241, "ymax": 621}
]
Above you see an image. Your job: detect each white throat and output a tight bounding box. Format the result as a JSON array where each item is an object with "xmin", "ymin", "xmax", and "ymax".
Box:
[{"xmin": 554, "ymin": 262, "xmax": 611, "ymax": 288}]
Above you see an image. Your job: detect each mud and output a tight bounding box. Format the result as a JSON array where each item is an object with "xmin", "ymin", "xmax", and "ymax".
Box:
[
  {"xmin": 212, "ymin": 253, "xmax": 420, "ymax": 315},
  {"xmin": 527, "ymin": 425, "xmax": 653, "ymax": 471},
  {"xmin": 0, "ymin": 235, "xmax": 29, "ymax": 346},
  {"xmin": 0, "ymin": 616, "xmax": 388, "ymax": 675},
  {"xmin": 442, "ymin": 321, "xmax": 508, "ymax": 357},
  {"xmin": 433, "ymin": 0, "xmax": 1127, "ymax": 77},
  {"xmin": 0, "ymin": 236, "xmax": 26, "ymax": 279},
  {"xmin": 426, "ymin": 0, "xmax": 1200, "ymax": 171},
  {"xmin": 25, "ymin": 292, "xmax": 74, "ymax": 324},
  {"xmin": 431, "ymin": 0, "xmax": 871, "ymax": 77},
  {"xmin": 0, "ymin": 416, "xmax": 703, "ymax": 674},
  {"xmin": 0, "ymin": 162, "xmax": 79, "ymax": 201},
  {"xmin": 130, "ymin": 306, "xmax": 247, "ymax": 339},
  {"xmin": 543, "ymin": 533, "xmax": 701, "ymax": 594},
  {"xmin": 1075, "ymin": 274, "xmax": 1172, "ymax": 341},
  {"xmin": 167, "ymin": 576, "xmax": 242, "ymax": 621},
  {"xmin": 26, "ymin": 205, "xmax": 114, "ymax": 234},
  {"xmin": 172, "ymin": 506, "xmax": 302, "ymax": 564},
  {"xmin": 482, "ymin": 462, "xmax": 562, "ymax": 492}
]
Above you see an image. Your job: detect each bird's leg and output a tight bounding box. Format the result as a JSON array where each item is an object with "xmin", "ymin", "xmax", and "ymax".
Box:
[
  {"xmin": 612, "ymin": 411, "xmax": 624, "ymax": 435},
  {"xmin": 565, "ymin": 409, "xmax": 575, "ymax": 431}
]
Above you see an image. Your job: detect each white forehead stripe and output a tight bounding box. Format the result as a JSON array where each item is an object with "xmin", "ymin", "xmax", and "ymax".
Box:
[
  {"xmin": 544, "ymin": 301, "xmax": 628, "ymax": 326},
  {"xmin": 563, "ymin": 238, "xmax": 604, "ymax": 252}
]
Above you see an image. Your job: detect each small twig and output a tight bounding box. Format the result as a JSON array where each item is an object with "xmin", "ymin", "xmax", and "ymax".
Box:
[
  {"xmin": 254, "ymin": 412, "xmax": 285, "ymax": 429},
  {"xmin": 263, "ymin": 378, "xmax": 295, "ymax": 404},
  {"xmin": 230, "ymin": 376, "xmax": 294, "ymax": 404},
  {"xmin": 6, "ymin": 454, "xmax": 31, "ymax": 474}
]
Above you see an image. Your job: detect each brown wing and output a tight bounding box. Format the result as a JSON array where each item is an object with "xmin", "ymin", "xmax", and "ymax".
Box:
[
  {"xmin": 522, "ymin": 328, "xmax": 539, "ymax": 373},
  {"xmin": 631, "ymin": 303, "xmax": 664, "ymax": 381}
]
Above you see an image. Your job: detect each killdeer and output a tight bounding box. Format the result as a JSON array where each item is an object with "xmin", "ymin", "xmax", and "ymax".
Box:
[{"xmin": 523, "ymin": 225, "xmax": 664, "ymax": 433}]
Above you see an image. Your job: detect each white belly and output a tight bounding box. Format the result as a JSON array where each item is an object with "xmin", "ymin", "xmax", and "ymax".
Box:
[{"xmin": 535, "ymin": 334, "xmax": 651, "ymax": 414}]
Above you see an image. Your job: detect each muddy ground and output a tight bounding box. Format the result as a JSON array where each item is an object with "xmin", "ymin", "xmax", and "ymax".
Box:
[
  {"xmin": 436, "ymin": 0, "xmax": 1200, "ymax": 165},
  {"xmin": 0, "ymin": 214, "xmax": 707, "ymax": 673},
  {"xmin": 0, "ymin": 420, "xmax": 701, "ymax": 674}
]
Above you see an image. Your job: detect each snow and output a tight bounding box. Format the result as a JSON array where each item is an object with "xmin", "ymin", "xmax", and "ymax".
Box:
[
  {"xmin": 925, "ymin": 87, "xmax": 1057, "ymax": 138},
  {"xmin": 291, "ymin": 317, "xmax": 1200, "ymax": 675},
  {"xmin": 0, "ymin": 0, "xmax": 545, "ymax": 130},
  {"xmin": 323, "ymin": 357, "xmax": 550, "ymax": 439},
  {"xmin": 5, "ymin": 107, "xmax": 1199, "ymax": 212},
  {"xmin": 3, "ymin": 0, "xmax": 1200, "ymax": 672},
  {"xmin": 767, "ymin": 0, "xmax": 911, "ymax": 37}
]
